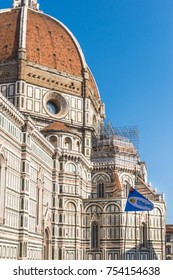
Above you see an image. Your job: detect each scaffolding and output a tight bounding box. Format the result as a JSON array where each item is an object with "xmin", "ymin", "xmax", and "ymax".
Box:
[{"xmin": 94, "ymin": 120, "xmax": 139, "ymax": 150}]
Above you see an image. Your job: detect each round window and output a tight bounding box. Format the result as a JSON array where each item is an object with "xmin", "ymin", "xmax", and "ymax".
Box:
[
  {"xmin": 43, "ymin": 91, "xmax": 68, "ymax": 119},
  {"xmin": 46, "ymin": 100, "xmax": 59, "ymax": 114}
]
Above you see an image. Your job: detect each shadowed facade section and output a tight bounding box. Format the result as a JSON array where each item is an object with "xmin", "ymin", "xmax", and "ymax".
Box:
[{"xmin": 0, "ymin": 9, "xmax": 20, "ymax": 62}]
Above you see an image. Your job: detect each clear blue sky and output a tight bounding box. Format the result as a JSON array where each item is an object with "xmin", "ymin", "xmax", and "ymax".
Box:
[{"xmin": 1, "ymin": 0, "xmax": 173, "ymax": 223}]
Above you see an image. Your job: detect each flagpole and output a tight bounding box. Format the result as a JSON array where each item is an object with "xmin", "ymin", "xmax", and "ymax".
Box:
[
  {"xmin": 147, "ymin": 211, "xmax": 151, "ymax": 259},
  {"xmin": 135, "ymin": 211, "xmax": 137, "ymax": 259},
  {"xmin": 123, "ymin": 211, "xmax": 128, "ymax": 260}
]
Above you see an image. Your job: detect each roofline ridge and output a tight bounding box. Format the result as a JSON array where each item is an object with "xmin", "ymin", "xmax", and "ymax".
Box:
[
  {"xmin": 0, "ymin": 8, "xmax": 12, "ymax": 14},
  {"xmin": 88, "ymin": 66, "xmax": 101, "ymax": 100},
  {"xmin": 19, "ymin": 6, "xmax": 28, "ymax": 49}
]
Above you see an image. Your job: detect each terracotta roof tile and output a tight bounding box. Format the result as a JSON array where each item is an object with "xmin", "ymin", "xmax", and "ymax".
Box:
[
  {"xmin": 41, "ymin": 121, "xmax": 72, "ymax": 133},
  {"xmin": 166, "ymin": 225, "xmax": 173, "ymax": 233},
  {"xmin": 0, "ymin": 9, "xmax": 20, "ymax": 62},
  {"xmin": 27, "ymin": 10, "xmax": 83, "ymax": 76}
]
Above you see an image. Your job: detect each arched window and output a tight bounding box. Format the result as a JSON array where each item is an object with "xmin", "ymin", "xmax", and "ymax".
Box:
[
  {"xmin": 37, "ymin": 169, "xmax": 44, "ymax": 232},
  {"xmin": 97, "ymin": 182, "xmax": 104, "ymax": 198},
  {"xmin": 66, "ymin": 163, "xmax": 76, "ymax": 174},
  {"xmin": 21, "ymin": 197, "xmax": 24, "ymax": 210},
  {"xmin": 59, "ymin": 228, "xmax": 62, "ymax": 236},
  {"xmin": 86, "ymin": 205, "xmax": 102, "ymax": 214},
  {"xmin": 106, "ymin": 204, "xmax": 119, "ymax": 213},
  {"xmin": 92, "ymin": 115, "xmax": 97, "ymax": 127},
  {"xmin": 59, "ymin": 248, "xmax": 62, "ymax": 260},
  {"xmin": 124, "ymin": 181, "xmax": 131, "ymax": 197},
  {"xmin": 59, "ymin": 198, "xmax": 63, "ymax": 208},
  {"xmin": 64, "ymin": 137, "xmax": 72, "ymax": 150},
  {"xmin": 82, "ymin": 169, "xmax": 87, "ymax": 181},
  {"xmin": 76, "ymin": 141, "xmax": 80, "ymax": 152},
  {"xmin": 52, "ymin": 213, "xmax": 55, "ymax": 222},
  {"xmin": 105, "ymin": 204, "xmax": 120, "ymax": 239},
  {"xmin": 53, "ymin": 197, "xmax": 55, "ymax": 207},
  {"xmin": 59, "ymin": 214, "xmax": 62, "ymax": 223},
  {"xmin": 44, "ymin": 228, "xmax": 50, "ymax": 260},
  {"xmin": 20, "ymin": 215, "xmax": 23, "ymax": 227},
  {"xmin": 91, "ymin": 222, "xmax": 99, "ymax": 249},
  {"xmin": 49, "ymin": 136, "xmax": 58, "ymax": 147},
  {"xmin": 166, "ymin": 246, "xmax": 171, "ymax": 255},
  {"xmin": 140, "ymin": 222, "xmax": 147, "ymax": 248},
  {"xmin": 66, "ymin": 202, "xmax": 76, "ymax": 238}
]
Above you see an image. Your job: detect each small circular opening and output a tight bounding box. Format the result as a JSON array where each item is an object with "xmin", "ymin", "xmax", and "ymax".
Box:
[
  {"xmin": 44, "ymin": 91, "xmax": 68, "ymax": 119},
  {"xmin": 46, "ymin": 100, "xmax": 59, "ymax": 114}
]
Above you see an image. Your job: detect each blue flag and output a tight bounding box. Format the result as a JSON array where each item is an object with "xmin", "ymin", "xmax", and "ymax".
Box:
[{"xmin": 125, "ymin": 187, "xmax": 154, "ymax": 212}]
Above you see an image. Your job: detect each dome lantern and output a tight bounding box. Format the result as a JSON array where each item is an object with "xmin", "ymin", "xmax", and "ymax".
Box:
[{"xmin": 13, "ymin": 0, "xmax": 39, "ymax": 10}]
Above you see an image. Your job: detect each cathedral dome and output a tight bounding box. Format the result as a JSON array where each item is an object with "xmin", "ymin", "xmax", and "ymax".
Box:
[
  {"xmin": 0, "ymin": 1, "xmax": 103, "ymax": 123},
  {"xmin": 0, "ymin": 7, "xmax": 85, "ymax": 76}
]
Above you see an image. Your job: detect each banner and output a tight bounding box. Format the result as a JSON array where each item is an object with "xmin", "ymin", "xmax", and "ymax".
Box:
[{"xmin": 125, "ymin": 187, "xmax": 154, "ymax": 211}]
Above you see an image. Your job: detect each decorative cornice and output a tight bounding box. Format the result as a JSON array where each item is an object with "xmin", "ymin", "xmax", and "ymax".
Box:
[
  {"xmin": 26, "ymin": 62, "xmax": 83, "ymax": 81},
  {"xmin": 26, "ymin": 70, "xmax": 81, "ymax": 94},
  {"xmin": 0, "ymin": 94, "xmax": 54, "ymax": 155},
  {"xmin": 32, "ymin": 128, "xmax": 55, "ymax": 156},
  {"xmin": 23, "ymin": 115, "xmax": 54, "ymax": 156},
  {"xmin": 0, "ymin": 93, "xmax": 25, "ymax": 127}
]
